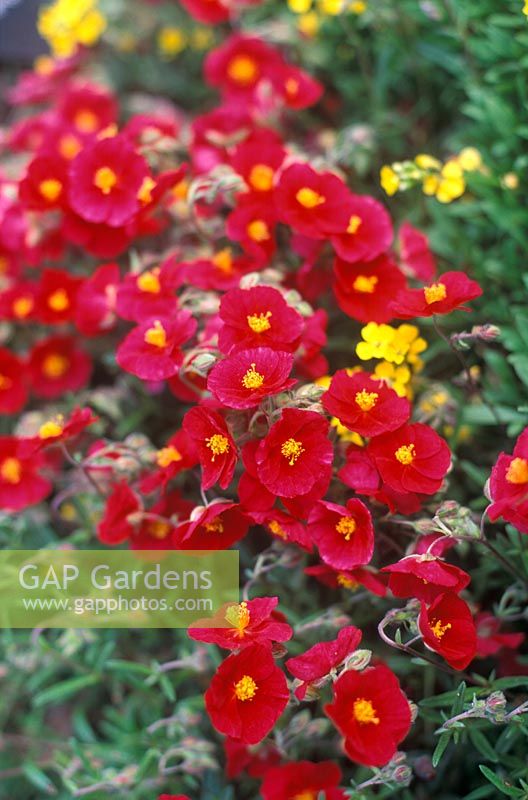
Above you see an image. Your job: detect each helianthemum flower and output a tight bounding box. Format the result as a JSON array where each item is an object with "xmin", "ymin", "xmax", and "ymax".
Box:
[
  {"xmin": 116, "ymin": 312, "xmax": 197, "ymax": 381},
  {"xmin": 333, "ymin": 254, "xmax": 406, "ymax": 324},
  {"xmin": 183, "ymin": 406, "xmax": 237, "ymax": 490},
  {"xmin": 275, "ymin": 163, "xmax": 351, "ymax": 238},
  {"xmin": 188, "ymin": 596, "xmax": 293, "ymax": 650},
  {"xmin": 329, "ymin": 193, "xmax": 393, "ymax": 264},
  {"xmin": 391, "ymin": 271, "xmax": 482, "ymax": 318},
  {"xmin": 255, "ymin": 409, "xmax": 333, "ymax": 498},
  {"xmin": 204, "ymin": 643, "xmax": 289, "ymax": 744},
  {"xmin": 322, "ymin": 369, "xmax": 411, "ymax": 437},
  {"xmin": 260, "ymin": 760, "xmax": 347, "ymax": 799},
  {"xmin": 488, "ymin": 427, "xmax": 528, "ymax": 533},
  {"xmin": 286, "ymin": 625, "xmax": 362, "ymax": 700},
  {"xmin": 207, "ymin": 347, "xmax": 295, "ymax": 409},
  {"xmin": 382, "ymin": 554, "xmax": 470, "ymax": 603},
  {"xmin": 324, "ymin": 663, "xmax": 412, "ymax": 767},
  {"xmin": 308, "ymin": 498, "xmax": 374, "ymax": 571},
  {"xmin": 419, "ymin": 591, "xmax": 477, "ymax": 670},
  {"xmin": 0, "ymin": 436, "xmax": 52, "ymax": 511}
]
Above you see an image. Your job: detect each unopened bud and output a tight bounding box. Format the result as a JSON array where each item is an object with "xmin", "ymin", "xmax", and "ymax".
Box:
[
  {"xmin": 485, "ymin": 691, "xmax": 507, "ymax": 722},
  {"xmin": 343, "ymin": 648, "xmax": 372, "ymax": 672}
]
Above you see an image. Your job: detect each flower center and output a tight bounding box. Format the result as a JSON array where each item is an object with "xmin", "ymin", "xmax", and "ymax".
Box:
[
  {"xmin": 39, "ymin": 419, "xmax": 64, "ymax": 439},
  {"xmin": 75, "ymin": 109, "xmax": 99, "ymax": 133},
  {"xmin": 39, "ymin": 178, "xmax": 63, "ymax": 202},
  {"xmin": 296, "ymin": 187, "xmax": 325, "ymax": 208},
  {"xmin": 225, "ymin": 601, "xmax": 251, "ymax": 636},
  {"xmin": 47, "ymin": 288, "xmax": 70, "ymax": 312},
  {"xmin": 1, "ymin": 457, "xmax": 22, "ymax": 485},
  {"xmin": 424, "ymin": 282, "xmax": 447, "ymax": 304},
  {"xmin": 227, "ymin": 55, "xmax": 258, "ymax": 85},
  {"xmin": 0, "ymin": 374, "xmax": 13, "ymax": 391},
  {"xmin": 249, "ymin": 163, "xmax": 275, "ymax": 192},
  {"xmin": 137, "ymin": 176, "xmax": 156, "ymax": 204},
  {"xmin": 206, "ymin": 434, "xmax": 230, "ymax": 460},
  {"xmin": 247, "ymin": 311, "xmax": 272, "ymax": 333},
  {"xmin": 430, "ymin": 618, "xmax": 452, "ymax": 639},
  {"xmin": 335, "ymin": 515, "xmax": 357, "ymax": 541},
  {"xmin": 42, "ymin": 354, "xmax": 69, "ymax": 379},
  {"xmin": 347, "ymin": 214, "xmax": 362, "ymax": 234},
  {"xmin": 212, "ymin": 248, "xmax": 233, "ymax": 274},
  {"xmin": 242, "ymin": 363, "xmax": 265, "ymax": 389},
  {"xmin": 353, "ymin": 698, "xmax": 380, "ymax": 725},
  {"xmin": 59, "ymin": 134, "xmax": 82, "ymax": 160},
  {"xmin": 144, "ymin": 320, "xmax": 167, "ymax": 348},
  {"xmin": 13, "ymin": 296, "xmax": 34, "ymax": 318},
  {"xmin": 94, "ymin": 166, "xmax": 118, "ymax": 195},
  {"xmin": 156, "ymin": 446, "xmax": 182, "ymax": 468},
  {"xmin": 353, "ymin": 274, "xmax": 378, "ymax": 293},
  {"xmin": 285, "ymin": 77, "xmax": 299, "ymax": 96},
  {"xmin": 234, "ymin": 674, "xmax": 258, "ymax": 701},
  {"xmin": 395, "ymin": 443, "xmax": 416, "ymax": 465},
  {"xmin": 293, "ymin": 793, "xmax": 317, "ymax": 800},
  {"xmin": 337, "ymin": 573, "xmax": 359, "ymax": 589},
  {"xmin": 137, "ymin": 270, "xmax": 161, "ymax": 294},
  {"xmin": 204, "ymin": 517, "xmax": 224, "ymax": 533},
  {"xmin": 355, "ymin": 389, "xmax": 379, "ymax": 411},
  {"xmin": 281, "ymin": 438, "xmax": 305, "ymax": 465},
  {"xmin": 506, "ymin": 457, "xmax": 528, "ymax": 484},
  {"xmin": 268, "ymin": 519, "xmax": 288, "ymax": 539},
  {"xmin": 148, "ymin": 520, "xmax": 171, "ymax": 540},
  {"xmin": 247, "ymin": 219, "xmax": 270, "ymax": 242}
]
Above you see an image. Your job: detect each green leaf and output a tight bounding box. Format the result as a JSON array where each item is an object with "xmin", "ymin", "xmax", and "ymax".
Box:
[
  {"xmin": 479, "ymin": 766, "xmax": 525, "ymax": 798},
  {"xmin": 432, "ymin": 731, "xmax": 452, "ymax": 768},
  {"xmin": 469, "ymin": 728, "xmax": 499, "ymax": 763},
  {"xmin": 33, "ymin": 674, "xmax": 100, "ymax": 707},
  {"xmin": 22, "ymin": 763, "xmax": 57, "ymax": 795}
]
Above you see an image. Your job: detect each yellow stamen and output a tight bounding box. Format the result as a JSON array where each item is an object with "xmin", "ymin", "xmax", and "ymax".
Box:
[
  {"xmin": 0, "ymin": 457, "xmax": 22, "ymax": 485},
  {"xmin": 234, "ymin": 674, "xmax": 257, "ymax": 701},
  {"xmin": 352, "ymin": 275, "xmax": 378, "ymax": 294},
  {"xmin": 242, "ymin": 363, "xmax": 265, "ymax": 390},
  {"xmin": 156, "ymin": 446, "xmax": 182, "ymax": 468},
  {"xmin": 395, "ymin": 443, "xmax": 416, "ymax": 465},
  {"xmin": 285, "ymin": 78, "xmax": 299, "ymax": 96},
  {"xmin": 206, "ymin": 434, "xmax": 230, "ymax": 461},
  {"xmin": 225, "ymin": 601, "xmax": 250, "ymax": 636},
  {"xmin": 247, "ymin": 219, "xmax": 270, "ymax": 242},
  {"xmin": 248, "ymin": 163, "xmax": 274, "ymax": 192},
  {"xmin": 204, "ymin": 517, "xmax": 224, "ymax": 533},
  {"xmin": 355, "ymin": 389, "xmax": 379, "ymax": 411},
  {"xmin": 335, "ymin": 516, "xmax": 357, "ymax": 541},
  {"xmin": 149, "ymin": 520, "xmax": 171, "ymax": 540},
  {"xmin": 296, "ymin": 187, "xmax": 325, "ymax": 208},
  {"xmin": 42, "ymin": 354, "xmax": 68, "ymax": 379},
  {"xmin": 430, "ymin": 618, "xmax": 452, "ymax": 639},
  {"xmin": 268, "ymin": 519, "xmax": 288, "ymax": 539},
  {"xmin": 59, "ymin": 134, "xmax": 82, "ymax": 160},
  {"xmin": 227, "ymin": 55, "xmax": 258, "ymax": 84},
  {"xmin": 75, "ymin": 109, "xmax": 99, "ymax": 133},
  {"xmin": 94, "ymin": 166, "xmax": 118, "ymax": 195},
  {"xmin": 424, "ymin": 282, "xmax": 447, "ymax": 304},
  {"xmin": 137, "ymin": 176, "xmax": 156, "ymax": 204},
  {"xmin": 281, "ymin": 438, "xmax": 305, "ymax": 465},
  {"xmin": 247, "ymin": 311, "xmax": 272, "ymax": 333},
  {"xmin": 47, "ymin": 288, "xmax": 70, "ymax": 312},
  {"xmin": 39, "ymin": 419, "xmax": 64, "ymax": 439},
  {"xmin": 39, "ymin": 178, "xmax": 62, "ymax": 202},
  {"xmin": 0, "ymin": 374, "xmax": 13, "ymax": 391},
  {"xmin": 144, "ymin": 320, "xmax": 167, "ymax": 348},
  {"xmin": 506, "ymin": 457, "xmax": 528, "ymax": 484},
  {"xmin": 337, "ymin": 573, "xmax": 359, "ymax": 590},
  {"xmin": 13, "ymin": 296, "xmax": 34, "ymax": 318},
  {"xmin": 347, "ymin": 214, "xmax": 362, "ymax": 234},
  {"xmin": 353, "ymin": 698, "xmax": 380, "ymax": 725},
  {"xmin": 212, "ymin": 248, "xmax": 233, "ymax": 274},
  {"xmin": 137, "ymin": 270, "xmax": 161, "ymax": 294}
]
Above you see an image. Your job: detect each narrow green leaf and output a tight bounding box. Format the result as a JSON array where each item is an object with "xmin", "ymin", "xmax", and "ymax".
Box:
[{"xmin": 34, "ymin": 674, "xmax": 100, "ymax": 708}]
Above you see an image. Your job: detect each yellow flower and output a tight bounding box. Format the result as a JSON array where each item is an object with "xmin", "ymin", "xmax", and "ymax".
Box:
[
  {"xmin": 523, "ymin": 0, "xmax": 528, "ymax": 16},
  {"xmin": 422, "ymin": 174, "xmax": 440, "ymax": 196},
  {"xmin": 349, "ymin": 0, "xmax": 367, "ymax": 12},
  {"xmin": 190, "ymin": 28, "xmax": 214, "ymax": 50},
  {"xmin": 318, "ymin": 0, "xmax": 343, "ymax": 14},
  {"xmin": 288, "ymin": 0, "xmax": 313, "ymax": 12},
  {"xmin": 436, "ymin": 159, "xmax": 465, "ymax": 203},
  {"xmin": 297, "ymin": 11, "xmax": 320, "ymax": 35},
  {"xmin": 457, "ymin": 147, "xmax": 482, "ymax": 172},
  {"xmin": 502, "ymin": 172, "xmax": 519, "ymax": 190},
  {"xmin": 380, "ymin": 165, "xmax": 400, "ymax": 196},
  {"xmin": 415, "ymin": 154, "xmax": 441, "ymax": 170},
  {"xmin": 374, "ymin": 361, "xmax": 411, "ymax": 398},
  {"xmin": 356, "ymin": 322, "xmax": 395, "ymax": 361},
  {"xmin": 158, "ymin": 26, "xmax": 186, "ymax": 57},
  {"xmin": 38, "ymin": 0, "xmax": 106, "ymax": 57}
]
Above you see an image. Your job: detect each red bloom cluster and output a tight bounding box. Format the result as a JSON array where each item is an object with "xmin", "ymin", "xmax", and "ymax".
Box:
[{"xmin": 488, "ymin": 427, "xmax": 528, "ymax": 533}]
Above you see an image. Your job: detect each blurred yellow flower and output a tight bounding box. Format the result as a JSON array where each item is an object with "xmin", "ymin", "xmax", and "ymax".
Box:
[
  {"xmin": 38, "ymin": 0, "xmax": 106, "ymax": 57},
  {"xmin": 458, "ymin": 147, "xmax": 482, "ymax": 172},
  {"xmin": 374, "ymin": 361, "xmax": 411, "ymax": 397},
  {"xmin": 380, "ymin": 165, "xmax": 400, "ymax": 196},
  {"xmin": 298, "ymin": 11, "xmax": 320, "ymax": 35},
  {"xmin": 356, "ymin": 322, "xmax": 396, "ymax": 361},
  {"xmin": 190, "ymin": 28, "xmax": 214, "ymax": 50},
  {"xmin": 318, "ymin": 0, "xmax": 343, "ymax": 14},
  {"xmin": 415, "ymin": 154, "xmax": 441, "ymax": 170},
  {"xmin": 435, "ymin": 160, "xmax": 465, "ymax": 203},
  {"xmin": 158, "ymin": 26, "xmax": 187, "ymax": 57},
  {"xmin": 350, "ymin": 0, "xmax": 367, "ymax": 12},
  {"xmin": 524, "ymin": 0, "xmax": 528, "ymax": 15},
  {"xmin": 288, "ymin": 0, "xmax": 313, "ymax": 12}
]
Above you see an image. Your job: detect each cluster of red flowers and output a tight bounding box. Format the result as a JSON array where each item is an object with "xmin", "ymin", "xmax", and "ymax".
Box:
[{"xmin": 4, "ymin": 1, "xmax": 525, "ymax": 794}]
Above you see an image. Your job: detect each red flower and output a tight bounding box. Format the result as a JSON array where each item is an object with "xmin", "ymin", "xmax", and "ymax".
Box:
[
  {"xmin": 204, "ymin": 35, "xmax": 282, "ymax": 101},
  {"xmin": 180, "ymin": 0, "xmax": 230, "ymax": 22},
  {"xmin": 488, "ymin": 428, "xmax": 528, "ymax": 533},
  {"xmin": 0, "ymin": 282, "xmax": 38, "ymax": 323},
  {"xmin": 475, "ymin": 613, "xmax": 525, "ymax": 658},
  {"xmin": 0, "ymin": 436, "xmax": 52, "ymax": 511},
  {"xmin": 382, "ymin": 555, "xmax": 470, "ymax": 603},
  {"xmin": 58, "ymin": 83, "xmax": 117, "ymax": 135},
  {"xmin": 419, "ymin": 592, "xmax": 477, "ymax": 670},
  {"xmin": 207, "ymin": 347, "xmax": 295, "ymax": 409},
  {"xmin": 322, "ymin": 370, "xmax": 411, "ymax": 437},
  {"xmin": 183, "ymin": 406, "xmax": 237, "ymax": 490},
  {"xmin": 27, "ymin": 335, "xmax": 92, "ymax": 399},
  {"xmin": 250, "ymin": 509, "xmax": 312, "ymax": 550},
  {"xmin": 255, "ymin": 409, "xmax": 333, "ymax": 498},
  {"xmin": 175, "ymin": 502, "xmax": 249, "ymax": 550},
  {"xmin": 218, "ymin": 285, "xmax": 304, "ymax": 354},
  {"xmin": 19, "ymin": 154, "xmax": 69, "ymax": 210},
  {"xmin": 230, "ymin": 129, "xmax": 286, "ymax": 195},
  {"xmin": 188, "ymin": 596, "xmax": 293, "ymax": 650},
  {"xmin": 308, "ymin": 498, "xmax": 374, "ymax": 571},
  {"xmin": 367, "ymin": 423, "xmax": 451, "ymax": 495},
  {"xmin": 333, "ymin": 254, "xmax": 406, "ymax": 324},
  {"xmin": 98, "ymin": 481, "xmax": 141, "ymax": 545},
  {"xmin": 116, "ymin": 312, "xmax": 196, "ymax": 381},
  {"xmin": 325, "ymin": 664, "xmax": 412, "ymax": 767},
  {"xmin": 391, "ymin": 271, "xmax": 482, "ymax": 318},
  {"xmin": 181, "ymin": 249, "xmax": 253, "ymax": 292},
  {"xmin": 305, "ymin": 564, "xmax": 388, "ymax": 597},
  {"xmin": 329, "ymin": 194, "xmax": 393, "ymax": 264},
  {"xmin": 24, "ymin": 407, "xmax": 98, "ymax": 454},
  {"xmin": 275, "ymin": 163, "xmax": 351, "ymax": 239},
  {"xmin": 0, "ymin": 347, "xmax": 28, "ymax": 413},
  {"xmin": 272, "ymin": 64, "xmax": 323, "ymax": 110},
  {"xmin": 116, "ymin": 259, "xmax": 182, "ymax": 323},
  {"xmin": 286, "ymin": 625, "xmax": 362, "ymax": 700},
  {"xmin": 260, "ymin": 760, "xmax": 346, "ymax": 800},
  {"xmin": 224, "ymin": 738, "xmax": 281, "ymax": 779},
  {"xmin": 69, "ymin": 135, "xmax": 148, "ymax": 226},
  {"xmin": 159, "ymin": 795, "xmax": 189, "ymax": 800},
  {"xmin": 226, "ymin": 198, "xmax": 277, "ymax": 265},
  {"xmin": 36, "ymin": 268, "xmax": 82, "ymax": 325},
  {"xmin": 74, "ymin": 262, "xmax": 120, "ymax": 336},
  {"xmin": 140, "ymin": 429, "xmax": 199, "ymax": 493},
  {"xmin": 399, "ymin": 221, "xmax": 436, "ymax": 281},
  {"xmin": 204, "ymin": 643, "xmax": 289, "ymax": 744}
]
